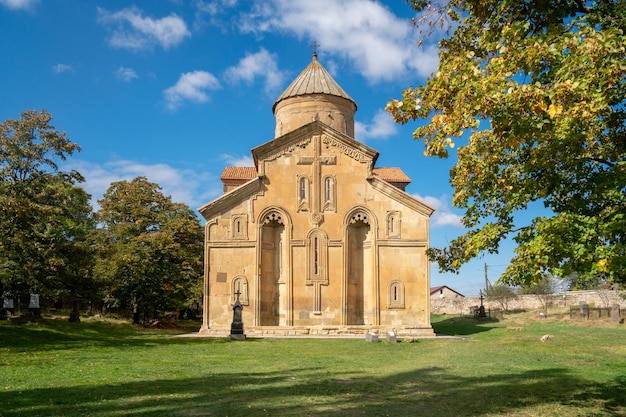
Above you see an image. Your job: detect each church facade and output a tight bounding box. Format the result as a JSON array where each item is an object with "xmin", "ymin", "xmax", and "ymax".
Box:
[{"xmin": 198, "ymin": 54, "xmax": 435, "ymax": 337}]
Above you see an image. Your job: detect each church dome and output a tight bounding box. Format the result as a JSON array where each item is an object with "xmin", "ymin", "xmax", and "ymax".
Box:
[{"xmin": 273, "ymin": 53, "xmax": 357, "ymax": 138}]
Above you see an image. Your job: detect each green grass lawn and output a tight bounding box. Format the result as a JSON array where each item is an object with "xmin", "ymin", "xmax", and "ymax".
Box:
[{"xmin": 0, "ymin": 312, "xmax": 624, "ymax": 417}]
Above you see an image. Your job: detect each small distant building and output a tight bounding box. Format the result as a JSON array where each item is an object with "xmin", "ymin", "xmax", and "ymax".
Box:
[{"xmin": 430, "ymin": 286, "xmax": 464, "ymax": 301}]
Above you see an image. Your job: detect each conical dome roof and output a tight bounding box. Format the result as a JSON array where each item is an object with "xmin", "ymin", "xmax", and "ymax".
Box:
[
  {"xmin": 272, "ymin": 53, "xmax": 358, "ymax": 138},
  {"xmin": 272, "ymin": 53, "xmax": 357, "ymax": 113}
]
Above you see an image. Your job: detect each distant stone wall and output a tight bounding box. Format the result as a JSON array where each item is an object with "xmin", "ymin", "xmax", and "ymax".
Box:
[{"xmin": 431, "ymin": 290, "xmax": 624, "ymax": 315}]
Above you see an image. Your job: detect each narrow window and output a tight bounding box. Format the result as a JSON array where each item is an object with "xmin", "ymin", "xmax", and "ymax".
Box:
[
  {"xmin": 231, "ymin": 214, "xmax": 248, "ymax": 239},
  {"xmin": 314, "ymin": 237, "xmax": 319, "ymax": 275},
  {"xmin": 386, "ymin": 211, "xmax": 401, "ymax": 238},
  {"xmin": 300, "ymin": 177, "xmax": 307, "ymax": 201},
  {"xmin": 307, "ymin": 230, "xmax": 328, "ymax": 285},
  {"xmin": 322, "ymin": 176, "xmax": 336, "ymax": 212},
  {"xmin": 325, "ymin": 177, "xmax": 332, "ymax": 202},
  {"xmin": 388, "ymin": 280, "xmax": 405, "ymax": 309}
]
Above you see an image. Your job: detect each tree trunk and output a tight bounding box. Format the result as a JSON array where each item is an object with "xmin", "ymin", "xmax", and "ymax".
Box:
[
  {"xmin": 68, "ymin": 300, "xmax": 81, "ymax": 323},
  {"xmin": 132, "ymin": 303, "xmax": 140, "ymax": 324}
]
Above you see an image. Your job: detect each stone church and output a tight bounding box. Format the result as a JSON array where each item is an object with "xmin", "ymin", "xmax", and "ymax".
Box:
[{"xmin": 198, "ymin": 53, "xmax": 435, "ymax": 337}]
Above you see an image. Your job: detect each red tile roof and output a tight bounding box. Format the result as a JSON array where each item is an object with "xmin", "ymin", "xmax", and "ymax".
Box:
[
  {"xmin": 372, "ymin": 167, "xmax": 411, "ymax": 184},
  {"xmin": 220, "ymin": 166, "xmax": 257, "ymax": 180}
]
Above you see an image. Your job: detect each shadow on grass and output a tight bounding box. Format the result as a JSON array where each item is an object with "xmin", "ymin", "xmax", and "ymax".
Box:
[
  {"xmin": 432, "ymin": 315, "xmax": 501, "ymax": 336},
  {"xmin": 0, "ymin": 319, "xmax": 210, "ymax": 352},
  {"xmin": 0, "ymin": 364, "xmax": 623, "ymax": 416},
  {"xmin": 1, "ymin": 319, "xmax": 624, "ymax": 416}
]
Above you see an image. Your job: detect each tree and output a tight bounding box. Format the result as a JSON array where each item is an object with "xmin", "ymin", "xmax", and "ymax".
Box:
[
  {"xmin": 37, "ymin": 175, "xmax": 98, "ymax": 321},
  {"xmin": 388, "ymin": 1, "xmax": 626, "ymax": 287},
  {"xmin": 521, "ymin": 275, "xmax": 556, "ymax": 316},
  {"xmin": 94, "ymin": 177, "xmax": 203, "ymax": 324},
  {"xmin": 0, "ymin": 110, "xmax": 94, "ymax": 315},
  {"xmin": 486, "ymin": 283, "xmax": 518, "ymax": 311}
]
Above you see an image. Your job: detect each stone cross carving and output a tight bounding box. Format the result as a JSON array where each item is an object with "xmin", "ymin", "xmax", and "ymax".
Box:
[
  {"xmin": 298, "ymin": 135, "xmax": 336, "ymax": 225},
  {"xmin": 310, "ymin": 41, "xmax": 320, "ymax": 56},
  {"xmin": 230, "ymin": 290, "xmax": 245, "ymax": 340},
  {"xmin": 477, "ymin": 291, "xmax": 487, "ymax": 318}
]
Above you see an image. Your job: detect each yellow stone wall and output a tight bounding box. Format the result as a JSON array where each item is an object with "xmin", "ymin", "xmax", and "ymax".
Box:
[
  {"xmin": 202, "ymin": 126, "xmax": 432, "ymax": 333},
  {"xmin": 274, "ymin": 94, "xmax": 356, "ymax": 138}
]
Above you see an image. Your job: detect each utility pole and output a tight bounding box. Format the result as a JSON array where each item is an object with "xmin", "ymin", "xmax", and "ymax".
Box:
[{"xmin": 484, "ymin": 262, "xmax": 490, "ymax": 293}]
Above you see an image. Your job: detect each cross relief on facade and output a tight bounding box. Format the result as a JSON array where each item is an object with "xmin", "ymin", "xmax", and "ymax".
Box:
[
  {"xmin": 297, "ymin": 134, "xmax": 336, "ymax": 313},
  {"xmin": 297, "ymin": 134, "xmax": 336, "ymax": 226}
]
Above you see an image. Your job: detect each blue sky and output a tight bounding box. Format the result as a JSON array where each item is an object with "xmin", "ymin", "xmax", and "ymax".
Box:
[{"xmin": 0, "ymin": 0, "xmax": 520, "ymax": 296}]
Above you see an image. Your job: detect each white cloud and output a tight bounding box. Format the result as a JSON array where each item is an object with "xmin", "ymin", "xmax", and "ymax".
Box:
[
  {"xmin": 52, "ymin": 64, "xmax": 74, "ymax": 74},
  {"xmin": 194, "ymin": 0, "xmax": 238, "ymax": 16},
  {"xmin": 63, "ymin": 159, "xmax": 221, "ymax": 211},
  {"xmin": 355, "ymin": 109, "xmax": 398, "ymax": 141},
  {"xmin": 224, "ymin": 48, "xmax": 285, "ymax": 94},
  {"xmin": 221, "ymin": 154, "xmax": 254, "ymax": 167},
  {"xmin": 193, "ymin": 0, "xmax": 239, "ymax": 30},
  {"xmin": 162, "ymin": 71, "xmax": 221, "ymax": 111},
  {"xmin": 414, "ymin": 193, "xmax": 463, "ymax": 228},
  {"xmin": 97, "ymin": 7, "xmax": 191, "ymax": 51},
  {"xmin": 0, "ymin": 0, "xmax": 38, "ymax": 10},
  {"xmin": 115, "ymin": 66, "xmax": 138, "ymax": 82},
  {"xmin": 239, "ymin": 0, "xmax": 439, "ymax": 83}
]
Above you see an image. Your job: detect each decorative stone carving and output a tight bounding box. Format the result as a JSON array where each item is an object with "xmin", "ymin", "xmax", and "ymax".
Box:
[
  {"xmin": 322, "ymin": 135, "xmax": 369, "ymax": 163},
  {"xmin": 265, "ymin": 137, "xmax": 310, "ymax": 162}
]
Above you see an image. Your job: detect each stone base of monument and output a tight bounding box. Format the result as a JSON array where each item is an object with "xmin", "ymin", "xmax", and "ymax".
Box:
[
  {"xmin": 230, "ymin": 322, "xmax": 246, "ymax": 340},
  {"xmin": 198, "ymin": 325, "xmax": 436, "ymax": 338},
  {"xmin": 365, "ymin": 332, "xmax": 378, "ymax": 342}
]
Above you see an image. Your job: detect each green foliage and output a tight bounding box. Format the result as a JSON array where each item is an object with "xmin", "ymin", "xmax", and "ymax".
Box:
[
  {"xmin": 0, "ymin": 317, "xmax": 624, "ymax": 416},
  {"xmin": 389, "ymin": 1, "xmax": 626, "ymax": 286},
  {"xmin": 562, "ymin": 271, "xmax": 613, "ymax": 291},
  {"xmin": 486, "ymin": 283, "xmax": 518, "ymax": 311},
  {"xmin": 521, "ymin": 275, "xmax": 556, "ymax": 314},
  {"xmin": 0, "ymin": 110, "xmax": 95, "ymax": 303},
  {"xmin": 94, "ymin": 177, "xmax": 203, "ymax": 323}
]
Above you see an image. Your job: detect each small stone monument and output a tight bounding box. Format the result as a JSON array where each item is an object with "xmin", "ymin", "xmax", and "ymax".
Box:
[
  {"xmin": 29, "ymin": 294, "xmax": 41, "ymax": 319},
  {"xmin": 477, "ymin": 291, "xmax": 487, "ymax": 318},
  {"xmin": 230, "ymin": 290, "xmax": 246, "ymax": 340},
  {"xmin": 386, "ymin": 331, "xmax": 397, "ymax": 343},
  {"xmin": 580, "ymin": 301, "xmax": 589, "ymax": 320},
  {"xmin": 611, "ymin": 304, "xmax": 621, "ymax": 323},
  {"xmin": 3, "ymin": 297, "xmax": 14, "ymax": 316},
  {"xmin": 365, "ymin": 332, "xmax": 378, "ymax": 342}
]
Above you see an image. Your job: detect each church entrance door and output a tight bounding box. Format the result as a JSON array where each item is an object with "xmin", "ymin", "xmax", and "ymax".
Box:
[
  {"xmin": 347, "ymin": 220, "xmax": 370, "ymax": 325},
  {"xmin": 260, "ymin": 220, "xmax": 284, "ymax": 326}
]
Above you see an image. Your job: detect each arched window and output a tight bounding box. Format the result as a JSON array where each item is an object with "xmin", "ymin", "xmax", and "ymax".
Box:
[
  {"xmin": 313, "ymin": 236, "xmax": 319, "ymax": 275},
  {"xmin": 297, "ymin": 175, "xmax": 310, "ymax": 212},
  {"xmin": 388, "ymin": 280, "xmax": 405, "ymax": 309},
  {"xmin": 306, "ymin": 229, "xmax": 328, "ymax": 284},
  {"xmin": 231, "ymin": 276, "xmax": 249, "ymax": 305},
  {"xmin": 386, "ymin": 211, "xmax": 401, "ymax": 239},
  {"xmin": 300, "ymin": 177, "xmax": 307, "ymax": 201},
  {"xmin": 231, "ymin": 214, "xmax": 248, "ymax": 239},
  {"xmin": 322, "ymin": 175, "xmax": 336, "ymax": 212},
  {"xmin": 325, "ymin": 177, "xmax": 332, "ymax": 202}
]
